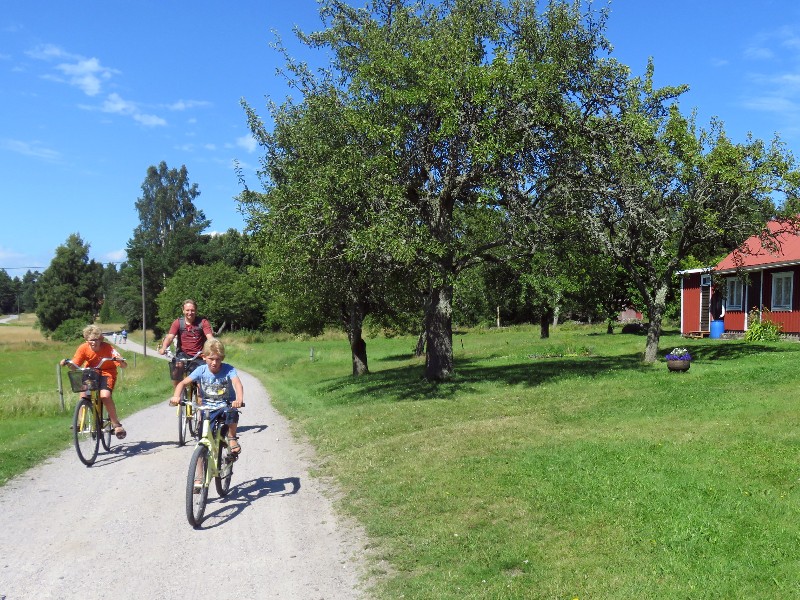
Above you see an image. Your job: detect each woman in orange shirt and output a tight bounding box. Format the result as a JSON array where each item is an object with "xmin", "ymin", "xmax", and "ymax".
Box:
[{"xmin": 60, "ymin": 324, "xmax": 128, "ymax": 439}]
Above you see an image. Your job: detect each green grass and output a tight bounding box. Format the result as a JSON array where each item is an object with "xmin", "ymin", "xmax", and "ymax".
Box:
[
  {"xmin": 0, "ymin": 320, "xmax": 173, "ymax": 484},
  {"xmin": 222, "ymin": 325, "xmax": 800, "ymax": 599},
  {"xmin": 3, "ymin": 318, "xmax": 800, "ymax": 598}
]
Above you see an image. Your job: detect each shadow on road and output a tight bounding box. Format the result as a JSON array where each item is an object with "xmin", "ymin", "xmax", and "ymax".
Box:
[
  {"xmin": 85, "ymin": 440, "xmax": 180, "ymax": 467},
  {"xmin": 196, "ymin": 476, "xmax": 302, "ymax": 529}
]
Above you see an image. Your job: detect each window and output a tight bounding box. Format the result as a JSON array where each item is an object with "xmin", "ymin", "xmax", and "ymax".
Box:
[
  {"xmin": 726, "ymin": 278, "xmax": 743, "ymax": 311},
  {"xmin": 772, "ymin": 272, "xmax": 793, "ymax": 311}
]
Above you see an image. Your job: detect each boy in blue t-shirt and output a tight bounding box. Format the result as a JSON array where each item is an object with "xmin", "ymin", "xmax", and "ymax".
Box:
[{"xmin": 170, "ymin": 338, "xmax": 244, "ymax": 454}]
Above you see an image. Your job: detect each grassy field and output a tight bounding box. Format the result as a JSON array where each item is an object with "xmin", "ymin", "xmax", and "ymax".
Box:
[
  {"xmin": 222, "ymin": 324, "xmax": 800, "ymax": 599},
  {"xmin": 3, "ymin": 316, "xmax": 800, "ymax": 598},
  {"xmin": 0, "ymin": 314, "xmax": 173, "ymax": 484}
]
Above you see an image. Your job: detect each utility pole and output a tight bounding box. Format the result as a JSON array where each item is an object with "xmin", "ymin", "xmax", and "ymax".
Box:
[{"xmin": 140, "ymin": 257, "xmax": 147, "ymax": 356}]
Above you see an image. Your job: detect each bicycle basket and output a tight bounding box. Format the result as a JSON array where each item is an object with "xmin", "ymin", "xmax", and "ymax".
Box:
[
  {"xmin": 68, "ymin": 369, "xmax": 100, "ymax": 393},
  {"xmin": 169, "ymin": 358, "xmax": 185, "ymax": 380}
]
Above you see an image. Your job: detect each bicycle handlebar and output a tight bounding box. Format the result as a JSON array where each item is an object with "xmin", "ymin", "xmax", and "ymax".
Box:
[
  {"xmin": 179, "ymin": 400, "xmax": 245, "ymax": 410},
  {"xmin": 61, "ymin": 356, "xmax": 125, "ymax": 370}
]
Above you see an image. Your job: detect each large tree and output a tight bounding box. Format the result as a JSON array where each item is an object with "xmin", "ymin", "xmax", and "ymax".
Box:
[
  {"xmin": 35, "ymin": 234, "xmax": 103, "ymax": 332},
  {"xmin": 246, "ymin": 0, "xmax": 623, "ymax": 380},
  {"xmin": 115, "ymin": 162, "xmax": 210, "ymax": 329},
  {"xmin": 241, "ymin": 65, "xmax": 424, "ymax": 376},
  {"xmin": 570, "ymin": 64, "xmax": 798, "ymax": 361}
]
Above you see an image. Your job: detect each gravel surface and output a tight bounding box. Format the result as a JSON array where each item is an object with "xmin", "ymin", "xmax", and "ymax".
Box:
[{"xmin": 0, "ymin": 341, "xmax": 370, "ymax": 599}]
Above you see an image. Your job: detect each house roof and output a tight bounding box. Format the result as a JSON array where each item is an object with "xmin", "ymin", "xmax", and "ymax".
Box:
[{"xmin": 715, "ymin": 219, "xmax": 800, "ymax": 273}]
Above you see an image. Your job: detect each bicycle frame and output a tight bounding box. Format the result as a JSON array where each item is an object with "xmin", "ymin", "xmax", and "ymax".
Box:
[
  {"xmin": 174, "ymin": 352, "xmax": 203, "ymax": 445},
  {"xmin": 194, "ymin": 403, "xmax": 229, "ymax": 483},
  {"xmin": 185, "ymin": 401, "xmax": 240, "ymax": 527}
]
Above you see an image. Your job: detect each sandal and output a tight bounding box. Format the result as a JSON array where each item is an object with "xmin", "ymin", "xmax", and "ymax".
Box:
[
  {"xmin": 227, "ymin": 436, "xmax": 241, "ymax": 454},
  {"xmin": 113, "ymin": 424, "xmax": 127, "ymax": 440},
  {"xmin": 193, "ymin": 479, "xmax": 202, "ymax": 493}
]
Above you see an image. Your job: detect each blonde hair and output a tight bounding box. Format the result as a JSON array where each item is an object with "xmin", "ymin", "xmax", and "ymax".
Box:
[
  {"xmin": 203, "ymin": 338, "xmax": 225, "ymax": 359},
  {"xmin": 83, "ymin": 324, "xmax": 103, "ymax": 340}
]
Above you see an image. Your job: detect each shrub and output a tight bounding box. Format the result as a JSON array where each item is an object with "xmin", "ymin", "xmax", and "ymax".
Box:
[
  {"xmin": 50, "ymin": 317, "xmax": 90, "ymax": 342},
  {"xmin": 744, "ymin": 309, "xmax": 782, "ymax": 342}
]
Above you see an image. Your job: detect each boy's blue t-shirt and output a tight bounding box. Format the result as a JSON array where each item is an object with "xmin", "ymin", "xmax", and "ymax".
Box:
[{"xmin": 189, "ymin": 363, "xmax": 237, "ymax": 409}]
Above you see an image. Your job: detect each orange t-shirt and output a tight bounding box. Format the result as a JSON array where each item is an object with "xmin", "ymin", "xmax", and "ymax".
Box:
[{"xmin": 71, "ymin": 341, "xmax": 120, "ymax": 389}]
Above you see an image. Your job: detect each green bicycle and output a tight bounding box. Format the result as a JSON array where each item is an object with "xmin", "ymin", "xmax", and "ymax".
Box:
[
  {"xmin": 185, "ymin": 401, "xmax": 242, "ymax": 528},
  {"xmin": 62, "ymin": 357, "xmax": 122, "ymax": 466}
]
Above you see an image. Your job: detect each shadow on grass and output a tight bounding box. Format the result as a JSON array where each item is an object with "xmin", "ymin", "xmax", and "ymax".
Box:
[
  {"xmin": 688, "ymin": 340, "xmax": 797, "ymax": 361},
  {"xmin": 321, "ymin": 351, "xmax": 649, "ymax": 404},
  {"xmin": 319, "ymin": 338, "xmax": 800, "ymax": 405}
]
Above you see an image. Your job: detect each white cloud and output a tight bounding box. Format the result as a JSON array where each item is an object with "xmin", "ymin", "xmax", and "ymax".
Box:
[
  {"xmin": 167, "ymin": 100, "xmax": 212, "ymax": 111},
  {"xmin": 89, "ymin": 92, "xmax": 166, "ymax": 127},
  {"xmin": 104, "ymin": 249, "xmax": 127, "ymax": 262},
  {"xmin": 236, "ymin": 135, "xmax": 257, "ymax": 153},
  {"xmin": 1, "ymin": 138, "xmax": 61, "ymax": 161},
  {"xmin": 744, "ymin": 45, "xmax": 774, "ymax": 61},
  {"xmin": 28, "ymin": 44, "xmax": 118, "ymax": 96},
  {"xmin": 55, "ymin": 56, "xmax": 115, "ymax": 96}
]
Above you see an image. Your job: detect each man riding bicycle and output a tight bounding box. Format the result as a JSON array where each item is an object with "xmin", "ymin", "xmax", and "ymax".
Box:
[{"xmin": 158, "ymin": 299, "xmax": 214, "ymax": 388}]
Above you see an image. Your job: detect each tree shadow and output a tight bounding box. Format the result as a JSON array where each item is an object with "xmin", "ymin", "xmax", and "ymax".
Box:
[
  {"xmin": 319, "ymin": 351, "xmax": 650, "ymax": 404},
  {"xmin": 317, "ymin": 338, "xmax": 800, "ymax": 405}
]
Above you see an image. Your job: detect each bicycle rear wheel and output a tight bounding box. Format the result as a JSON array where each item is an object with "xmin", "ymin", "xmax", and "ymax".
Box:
[
  {"xmin": 215, "ymin": 440, "xmax": 234, "ymax": 496},
  {"xmin": 99, "ymin": 402, "xmax": 113, "ymax": 451},
  {"xmin": 186, "ymin": 445, "xmax": 210, "ymax": 528},
  {"xmin": 178, "ymin": 400, "xmax": 189, "ymax": 446},
  {"xmin": 73, "ymin": 398, "xmax": 100, "ymax": 466}
]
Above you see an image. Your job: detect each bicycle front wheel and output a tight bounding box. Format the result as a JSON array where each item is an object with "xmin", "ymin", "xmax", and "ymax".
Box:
[
  {"xmin": 73, "ymin": 398, "xmax": 100, "ymax": 466},
  {"xmin": 99, "ymin": 402, "xmax": 113, "ymax": 451},
  {"xmin": 186, "ymin": 445, "xmax": 210, "ymax": 528},
  {"xmin": 178, "ymin": 400, "xmax": 189, "ymax": 446},
  {"xmin": 188, "ymin": 386, "xmax": 202, "ymax": 440},
  {"xmin": 215, "ymin": 440, "xmax": 234, "ymax": 496}
]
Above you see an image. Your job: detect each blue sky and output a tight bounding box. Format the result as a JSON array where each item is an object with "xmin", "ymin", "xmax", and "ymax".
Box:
[{"xmin": 2, "ymin": 1, "xmax": 800, "ymax": 276}]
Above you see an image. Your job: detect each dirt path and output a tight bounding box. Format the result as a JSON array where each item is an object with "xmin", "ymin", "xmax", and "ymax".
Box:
[{"xmin": 0, "ymin": 340, "xmax": 370, "ymax": 599}]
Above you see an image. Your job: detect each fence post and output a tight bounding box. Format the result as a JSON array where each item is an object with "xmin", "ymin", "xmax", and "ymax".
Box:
[{"xmin": 56, "ymin": 363, "xmax": 64, "ymax": 412}]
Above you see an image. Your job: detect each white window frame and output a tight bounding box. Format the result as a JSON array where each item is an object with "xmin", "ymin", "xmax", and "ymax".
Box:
[
  {"xmin": 771, "ymin": 271, "xmax": 793, "ymax": 311},
  {"xmin": 726, "ymin": 278, "xmax": 743, "ymax": 311}
]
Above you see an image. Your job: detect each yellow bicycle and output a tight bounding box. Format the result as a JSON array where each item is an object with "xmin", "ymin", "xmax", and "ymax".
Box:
[
  {"xmin": 185, "ymin": 401, "xmax": 242, "ymax": 528},
  {"xmin": 169, "ymin": 350, "xmax": 203, "ymax": 446},
  {"xmin": 62, "ymin": 357, "xmax": 122, "ymax": 466}
]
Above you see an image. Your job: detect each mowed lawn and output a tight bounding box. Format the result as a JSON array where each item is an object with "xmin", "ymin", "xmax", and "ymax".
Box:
[
  {"xmin": 3, "ymin": 316, "xmax": 800, "ymax": 598},
  {"xmin": 224, "ymin": 325, "xmax": 800, "ymax": 599}
]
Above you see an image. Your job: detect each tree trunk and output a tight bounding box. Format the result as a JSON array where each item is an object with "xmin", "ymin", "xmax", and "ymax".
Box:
[
  {"xmin": 424, "ymin": 285, "xmax": 454, "ymax": 380},
  {"xmin": 346, "ymin": 301, "xmax": 369, "ymax": 376},
  {"xmin": 414, "ymin": 328, "xmax": 426, "ymax": 357},
  {"xmin": 539, "ymin": 311, "xmax": 551, "ymax": 339},
  {"xmin": 643, "ymin": 285, "xmax": 668, "ymax": 363}
]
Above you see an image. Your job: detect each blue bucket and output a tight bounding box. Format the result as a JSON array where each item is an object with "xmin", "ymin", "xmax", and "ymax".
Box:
[{"xmin": 710, "ymin": 319, "xmax": 724, "ymax": 339}]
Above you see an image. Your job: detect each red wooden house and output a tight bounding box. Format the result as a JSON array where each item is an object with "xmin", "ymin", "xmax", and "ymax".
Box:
[{"xmin": 680, "ymin": 220, "xmax": 800, "ymax": 336}]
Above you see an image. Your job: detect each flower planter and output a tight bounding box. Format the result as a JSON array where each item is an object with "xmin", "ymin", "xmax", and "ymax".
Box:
[{"xmin": 667, "ymin": 359, "xmax": 691, "ymax": 372}]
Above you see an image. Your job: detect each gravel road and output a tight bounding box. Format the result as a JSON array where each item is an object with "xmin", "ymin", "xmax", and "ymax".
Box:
[{"xmin": 0, "ymin": 340, "xmax": 370, "ymax": 599}]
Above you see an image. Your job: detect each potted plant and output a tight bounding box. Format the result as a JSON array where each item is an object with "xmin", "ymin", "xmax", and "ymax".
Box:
[{"xmin": 665, "ymin": 347, "xmax": 692, "ymax": 372}]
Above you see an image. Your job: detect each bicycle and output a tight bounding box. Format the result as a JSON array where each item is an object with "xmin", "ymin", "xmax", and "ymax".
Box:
[
  {"xmin": 184, "ymin": 401, "xmax": 243, "ymax": 528},
  {"xmin": 61, "ymin": 357, "xmax": 123, "ymax": 466},
  {"xmin": 168, "ymin": 350, "xmax": 204, "ymax": 446}
]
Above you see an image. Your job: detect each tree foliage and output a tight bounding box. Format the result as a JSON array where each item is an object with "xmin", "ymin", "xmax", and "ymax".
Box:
[
  {"xmin": 569, "ymin": 64, "xmax": 798, "ymax": 361},
  {"xmin": 115, "ymin": 162, "xmax": 210, "ymax": 329},
  {"xmin": 244, "ymin": 0, "xmax": 624, "ymax": 379},
  {"xmin": 155, "ymin": 262, "xmax": 268, "ymax": 336},
  {"xmin": 35, "ymin": 234, "xmax": 103, "ymax": 332}
]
